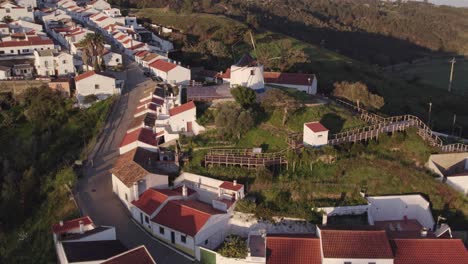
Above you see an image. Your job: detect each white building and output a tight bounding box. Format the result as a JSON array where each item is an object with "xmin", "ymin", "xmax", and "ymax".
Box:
[
  {"xmin": 264, "ymin": 72, "xmax": 318, "ymax": 94},
  {"xmin": 119, "ymin": 127, "xmax": 163, "ymax": 154},
  {"xmin": 86, "ymin": 0, "xmax": 111, "ymax": 11},
  {"xmin": 303, "ymin": 121, "xmax": 328, "ymax": 147},
  {"xmin": 229, "ymin": 54, "xmax": 265, "ymax": 91},
  {"xmin": 0, "ymin": 2, "xmax": 34, "ymax": 22},
  {"xmin": 15, "ymin": 0, "xmax": 37, "ymax": 8},
  {"xmin": 0, "ymin": 65, "xmax": 11, "ymax": 79},
  {"xmin": 74, "ymin": 70, "xmax": 120, "ymax": 105},
  {"xmin": 149, "ymin": 59, "xmax": 190, "ymax": 85},
  {"xmin": 34, "ymin": 49, "xmax": 75, "ymax": 76},
  {"xmin": 0, "ymin": 35, "xmax": 54, "ymax": 56},
  {"xmin": 367, "ymin": 194, "xmax": 436, "ymax": 231},
  {"xmin": 111, "ymin": 147, "xmax": 169, "ymax": 209},
  {"xmin": 9, "ymin": 20, "xmax": 44, "ymax": 35},
  {"xmin": 427, "ymin": 152, "xmax": 468, "ymax": 195},
  {"xmin": 102, "ymin": 49, "xmax": 122, "ymax": 67}
]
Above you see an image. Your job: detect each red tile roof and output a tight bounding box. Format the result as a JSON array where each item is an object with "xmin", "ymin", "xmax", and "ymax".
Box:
[
  {"xmin": 75, "ymin": 70, "xmax": 114, "ymax": 82},
  {"xmin": 320, "ymin": 229, "xmax": 394, "ymax": 259},
  {"xmin": 393, "ymin": 238, "xmax": 468, "ymax": 264},
  {"xmin": 169, "ymin": 101, "xmax": 196, "ymax": 116},
  {"xmin": 266, "ymin": 234, "xmax": 321, "ymax": 264},
  {"xmin": 119, "ymin": 128, "xmax": 158, "ymax": 148},
  {"xmin": 0, "ymin": 36, "xmax": 54, "ymax": 48},
  {"xmin": 152, "ymin": 199, "xmax": 224, "ymax": 237},
  {"xmin": 132, "ymin": 189, "xmax": 175, "ymax": 215},
  {"xmin": 52, "ymin": 216, "xmax": 93, "ymax": 235},
  {"xmin": 264, "ymin": 72, "xmax": 315, "ymax": 86},
  {"xmin": 129, "ymin": 43, "xmax": 145, "ymax": 50},
  {"xmin": 101, "ymin": 246, "xmax": 156, "ymax": 264},
  {"xmin": 96, "ymin": 16, "xmax": 108, "ymax": 22},
  {"xmin": 149, "ymin": 59, "xmax": 177, "ymax": 72},
  {"xmin": 305, "ymin": 122, "xmax": 328, "ymax": 132},
  {"xmin": 219, "ymin": 181, "xmax": 243, "ymax": 191}
]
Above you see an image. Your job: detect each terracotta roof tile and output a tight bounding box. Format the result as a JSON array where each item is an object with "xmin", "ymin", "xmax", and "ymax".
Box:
[
  {"xmin": 305, "ymin": 122, "xmax": 328, "ymax": 132},
  {"xmin": 321, "ymin": 229, "xmax": 394, "ymax": 259},
  {"xmin": 264, "ymin": 72, "xmax": 315, "ymax": 86},
  {"xmin": 52, "ymin": 216, "xmax": 93, "ymax": 234},
  {"xmin": 132, "ymin": 189, "xmax": 177, "ymax": 215},
  {"xmin": 152, "ymin": 199, "xmax": 224, "ymax": 237},
  {"xmin": 266, "ymin": 234, "xmax": 321, "ymax": 264},
  {"xmin": 149, "ymin": 59, "xmax": 177, "ymax": 72},
  {"xmin": 119, "ymin": 128, "xmax": 159, "ymax": 148},
  {"xmin": 219, "ymin": 181, "xmax": 243, "ymax": 191},
  {"xmin": 0, "ymin": 37, "xmax": 54, "ymax": 48},
  {"xmin": 75, "ymin": 70, "xmax": 115, "ymax": 82},
  {"xmin": 110, "ymin": 148, "xmax": 162, "ymax": 187},
  {"xmin": 169, "ymin": 101, "xmax": 195, "ymax": 116},
  {"xmin": 392, "ymin": 238, "xmax": 468, "ymax": 264}
]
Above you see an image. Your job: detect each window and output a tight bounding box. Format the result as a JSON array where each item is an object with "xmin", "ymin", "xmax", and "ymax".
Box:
[
  {"xmin": 344, "ymin": 262, "xmax": 352, "ymax": 264},
  {"xmin": 0, "ymin": 51, "xmax": 4, "ymax": 54},
  {"xmin": 368, "ymin": 263, "xmax": 376, "ymax": 264},
  {"xmin": 181, "ymin": 235, "xmax": 187, "ymax": 243},
  {"xmin": 63, "ymin": 60, "xmax": 67, "ymax": 64},
  {"xmin": 44, "ymin": 61, "xmax": 49, "ymax": 67},
  {"xmin": 116, "ymin": 58, "xmax": 119, "ymax": 63},
  {"xmin": 64, "ymin": 69, "xmax": 68, "ymax": 73},
  {"xmin": 205, "ymin": 240, "xmax": 208, "ymax": 245},
  {"xmin": 22, "ymin": 49, "xmax": 29, "ymax": 53},
  {"xmin": 6, "ymin": 8, "xmax": 10, "ymax": 13},
  {"xmin": 125, "ymin": 193, "xmax": 128, "ymax": 201},
  {"xmin": 250, "ymin": 69, "xmax": 255, "ymax": 75},
  {"xmin": 95, "ymin": 84, "xmax": 100, "ymax": 89},
  {"xmin": 159, "ymin": 227, "xmax": 164, "ymax": 234},
  {"xmin": 23, "ymin": 70, "xmax": 28, "ymax": 74},
  {"xmin": 317, "ymin": 135, "xmax": 323, "ymax": 138},
  {"xmin": 10, "ymin": 50, "xmax": 14, "ymax": 54},
  {"xmin": 144, "ymin": 215, "xmax": 149, "ymax": 223}
]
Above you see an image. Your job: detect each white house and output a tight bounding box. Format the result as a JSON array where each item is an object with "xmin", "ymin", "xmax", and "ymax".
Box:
[
  {"xmin": 34, "ymin": 49, "xmax": 75, "ymax": 76},
  {"xmin": 119, "ymin": 127, "xmax": 163, "ymax": 154},
  {"xmin": 149, "ymin": 59, "xmax": 191, "ymax": 85},
  {"xmin": 0, "ymin": 35, "xmax": 54, "ymax": 56},
  {"xmin": 15, "ymin": 0, "xmax": 37, "ymax": 8},
  {"xmin": 9, "ymin": 20, "xmax": 44, "ymax": 35},
  {"xmin": 74, "ymin": 70, "xmax": 120, "ymax": 105},
  {"xmin": 229, "ymin": 54, "xmax": 265, "ymax": 91},
  {"xmin": 167, "ymin": 101, "xmax": 204, "ymax": 134},
  {"xmin": 86, "ymin": 0, "xmax": 111, "ymax": 11},
  {"xmin": 317, "ymin": 227, "xmax": 394, "ymax": 264},
  {"xmin": 0, "ymin": 65, "xmax": 11, "ymax": 79},
  {"xmin": 303, "ymin": 121, "xmax": 329, "ymax": 147},
  {"xmin": 367, "ymin": 194, "xmax": 436, "ymax": 231},
  {"xmin": 111, "ymin": 147, "xmax": 169, "ymax": 209},
  {"xmin": 0, "ymin": 2, "xmax": 34, "ymax": 22},
  {"xmin": 102, "ymin": 49, "xmax": 122, "ymax": 67},
  {"xmin": 151, "ymin": 199, "xmax": 230, "ymax": 256},
  {"xmin": 264, "ymin": 72, "xmax": 318, "ymax": 94}
]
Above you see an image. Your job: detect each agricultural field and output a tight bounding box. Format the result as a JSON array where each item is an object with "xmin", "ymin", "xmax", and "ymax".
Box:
[{"xmin": 393, "ymin": 58, "xmax": 468, "ymax": 96}]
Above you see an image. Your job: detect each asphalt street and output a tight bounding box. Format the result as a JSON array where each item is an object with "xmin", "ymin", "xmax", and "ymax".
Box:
[{"xmin": 74, "ymin": 57, "xmax": 193, "ymax": 264}]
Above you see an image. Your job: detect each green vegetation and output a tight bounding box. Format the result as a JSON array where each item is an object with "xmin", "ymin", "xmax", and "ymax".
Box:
[
  {"xmin": 217, "ymin": 235, "xmax": 248, "ymax": 258},
  {"xmin": 391, "ymin": 58, "xmax": 468, "ymax": 96},
  {"xmin": 0, "ymin": 88, "xmax": 113, "ymax": 263},
  {"xmin": 332, "ymin": 81, "xmax": 385, "ymax": 110}
]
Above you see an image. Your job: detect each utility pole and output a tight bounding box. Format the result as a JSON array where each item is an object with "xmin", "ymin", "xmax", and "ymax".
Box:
[
  {"xmin": 427, "ymin": 100, "xmax": 432, "ymax": 127},
  {"xmin": 452, "ymin": 114, "xmax": 457, "ymax": 136},
  {"xmin": 448, "ymin": 57, "xmax": 456, "ymax": 92}
]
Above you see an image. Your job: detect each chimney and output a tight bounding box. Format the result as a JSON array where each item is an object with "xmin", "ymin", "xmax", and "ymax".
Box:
[
  {"xmin": 79, "ymin": 220, "xmax": 84, "ymax": 234},
  {"xmin": 59, "ymin": 220, "xmax": 64, "ymax": 226},
  {"xmin": 322, "ymin": 213, "xmax": 328, "ymax": 226},
  {"xmin": 133, "ymin": 182, "xmax": 138, "ymax": 200},
  {"xmin": 233, "ymin": 180, "xmax": 237, "ymax": 186},
  {"xmin": 420, "ymin": 228, "xmax": 428, "ymax": 237},
  {"xmin": 182, "ymin": 184, "xmax": 187, "ymax": 197}
]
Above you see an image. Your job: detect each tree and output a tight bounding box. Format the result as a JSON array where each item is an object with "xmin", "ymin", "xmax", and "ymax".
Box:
[
  {"xmin": 261, "ymin": 89, "xmax": 300, "ymax": 126},
  {"xmin": 201, "ymin": 0, "xmax": 212, "ymax": 10},
  {"xmin": 332, "ymin": 81, "xmax": 384, "ymax": 109},
  {"xmin": 180, "ymin": 0, "xmax": 193, "ymax": 14},
  {"xmin": 230, "ymin": 86, "xmax": 256, "ymax": 109},
  {"xmin": 218, "ymin": 235, "xmax": 248, "ymax": 258},
  {"xmin": 2, "ymin": 16, "xmax": 13, "ymax": 24},
  {"xmin": 83, "ymin": 94, "xmax": 99, "ymax": 105},
  {"xmin": 215, "ymin": 102, "xmax": 254, "ymax": 140},
  {"xmin": 79, "ymin": 33, "xmax": 106, "ymax": 72}
]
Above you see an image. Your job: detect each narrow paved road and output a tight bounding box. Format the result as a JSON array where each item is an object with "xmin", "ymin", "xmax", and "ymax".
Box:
[{"xmin": 74, "ymin": 57, "xmax": 193, "ymax": 264}]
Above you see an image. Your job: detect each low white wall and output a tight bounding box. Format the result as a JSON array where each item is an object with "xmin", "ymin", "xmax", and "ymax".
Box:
[{"xmin": 447, "ymin": 176, "xmax": 468, "ymax": 195}]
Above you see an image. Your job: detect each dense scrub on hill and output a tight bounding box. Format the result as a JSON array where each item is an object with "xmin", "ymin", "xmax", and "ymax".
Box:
[
  {"xmin": 117, "ymin": 0, "xmax": 468, "ymax": 65},
  {"xmin": 0, "ymin": 88, "xmax": 113, "ymax": 262}
]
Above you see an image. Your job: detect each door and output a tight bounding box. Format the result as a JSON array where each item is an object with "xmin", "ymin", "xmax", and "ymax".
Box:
[
  {"xmin": 171, "ymin": 231, "xmax": 175, "ymax": 244},
  {"xmin": 140, "ymin": 212, "xmax": 143, "ymax": 224},
  {"xmin": 187, "ymin": 121, "xmax": 192, "ymax": 133}
]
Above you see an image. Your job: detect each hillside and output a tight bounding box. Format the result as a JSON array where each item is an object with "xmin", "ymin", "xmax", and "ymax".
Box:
[{"xmin": 120, "ymin": 0, "xmax": 468, "ymax": 65}]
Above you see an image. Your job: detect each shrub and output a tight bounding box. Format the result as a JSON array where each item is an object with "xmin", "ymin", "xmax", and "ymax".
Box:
[{"xmin": 218, "ymin": 235, "xmax": 248, "ymax": 258}]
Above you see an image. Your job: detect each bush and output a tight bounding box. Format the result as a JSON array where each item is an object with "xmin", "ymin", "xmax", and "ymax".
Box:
[{"xmin": 218, "ymin": 235, "xmax": 248, "ymax": 258}]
